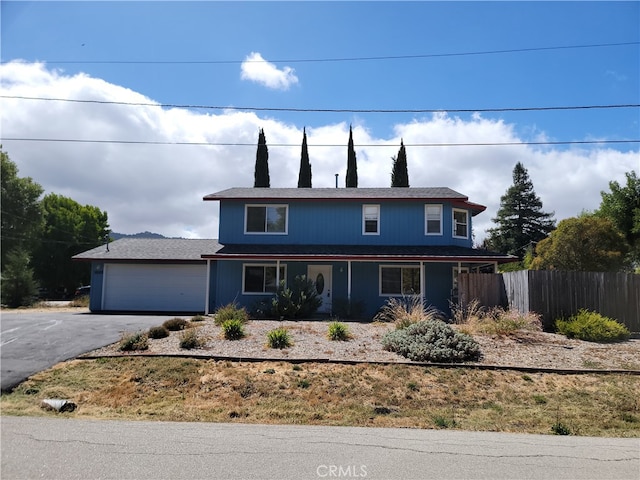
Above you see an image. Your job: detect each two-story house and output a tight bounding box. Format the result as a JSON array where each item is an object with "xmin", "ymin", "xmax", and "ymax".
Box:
[{"xmin": 73, "ymin": 187, "xmax": 514, "ymax": 318}]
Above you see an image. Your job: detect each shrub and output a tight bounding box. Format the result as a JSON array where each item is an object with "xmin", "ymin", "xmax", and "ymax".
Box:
[
  {"xmin": 327, "ymin": 321, "xmax": 351, "ymax": 341},
  {"xmin": 382, "ymin": 320, "xmax": 481, "ymax": 362},
  {"xmin": 191, "ymin": 314, "xmax": 206, "ymax": 322},
  {"xmin": 179, "ymin": 328, "xmax": 205, "ymax": 349},
  {"xmin": 163, "ymin": 317, "xmax": 189, "ymax": 331},
  {"xmin": 221, "ymin": 319, "xmax": 245, "ymax": 340},
  {"xmin": 148, "ymin": 326, "xmax": 170, "ymax": 339},
  {"xmin": 374, "ymin": 296, "xmax": 445, "ymax": 329},
  {"xmin": 266, "ymin": 327, "xmax": 292, "ymax": 349},
  {"xmin": 555, "ymin": 309, "xmax": 629, "ymax": 343},
  {"xmin": 119, "ymin": 332, "xmax": 148, "ymax": 351},
  {"xmin": 214, "ymin": 303, "xmax": 249, "ymax": 326},
  {"xmin": 69, "ymin": 295, "xmax": 90, "ymax": 308},
  {"xmin": 451, "ymin": 301, "xmax": 542, "ymax": 335},
  {"xmin": 270, "ymin": 276, "xmax": 322, "ymax": 319}
]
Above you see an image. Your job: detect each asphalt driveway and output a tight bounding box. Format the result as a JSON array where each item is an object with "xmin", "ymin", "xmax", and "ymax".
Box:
[{"xmin": 1, "ymin": 311, "xmax": 176, "ymax": 392}]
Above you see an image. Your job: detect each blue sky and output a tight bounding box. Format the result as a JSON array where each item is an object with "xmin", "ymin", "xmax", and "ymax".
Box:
[{"xmin": 1, "ymin": 1, "xmax": 639, "ymax": 240}]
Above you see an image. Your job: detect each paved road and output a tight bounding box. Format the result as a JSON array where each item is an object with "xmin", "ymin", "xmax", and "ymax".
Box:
[
  {"xmin": 2, "ymin": 417, "xmax": 639, "ymax": 480},
  {"xmin": 0, "ymin": 311, "xmax": 174, "ymax": 392}
]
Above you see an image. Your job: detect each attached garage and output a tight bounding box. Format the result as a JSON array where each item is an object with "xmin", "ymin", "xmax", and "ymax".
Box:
[
  {"xmin": 102, "ymin": 263, "xmax": 207, "ymax": 312},
  {"xmin": 73, "ymin": 238, "xmax": 222, "ymax": 314}
]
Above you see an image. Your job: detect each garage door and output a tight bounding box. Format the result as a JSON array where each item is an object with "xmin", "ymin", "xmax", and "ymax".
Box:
[{"xmin": 103, "ymin": 263, "xmax": 207, "ymax": 312}]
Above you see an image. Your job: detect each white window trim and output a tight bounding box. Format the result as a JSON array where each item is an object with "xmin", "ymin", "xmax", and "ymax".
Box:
[
  {"xmin": 242, "ymin": 264, "xmax": 287, "ymax": 295},
  {"xmin": 362, "ymin": 204, "xmax": 380, "ymax": 235},
  {"xmin": 379, "ymin": 265, "xmax": 422, "ymax": 297},
  {"xmin": 452, "ymin": 208, "xmax": 469, "ymax": 239},
  {"xmin": 424, "ymin": 204, "xmax": 443, "ymax": 236},
  {"xmin": 244, "ymin": 204, "xmax": 288, "ymax": 235}
]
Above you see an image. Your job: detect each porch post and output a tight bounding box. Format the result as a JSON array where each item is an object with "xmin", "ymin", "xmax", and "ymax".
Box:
[
  {"xmin": 276, "ymin": 259, "xmax": 281, "ymax": 285},
  {"xmin": 420, "ymin": 261, "xmax": 425, "ymax": 305},
  {"xmin": 205, "ymin": 259, "xmax": 211, "ymax": 315},
  {"xmin": 347, "ymin": 260, "xmax": 352, "ymax": 302}
]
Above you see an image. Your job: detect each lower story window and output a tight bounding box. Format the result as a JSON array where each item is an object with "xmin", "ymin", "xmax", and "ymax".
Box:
[
  {"xmin": 380, "ymin": 266, "xmax": 421, "ymax": 295},
  {"xmin": 243, "ymin": 265, "xmax": 286, "ymax": 294}
]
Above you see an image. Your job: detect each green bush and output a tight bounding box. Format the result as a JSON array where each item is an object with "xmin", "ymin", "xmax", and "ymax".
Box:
[
  {"xmin": 179, "ymin": 329, "xmax": 205, "ymax": 349},
  {"xmin": 163, "ymin": 317, "xmax": 189, "ymax": 331},
  {"xmin": 270, "ymin": 275, "xmax": 322, "ymax": 319},
  {"xmin": 214, "ymin": 303, "xmax": 249, "ymax": 326},
  {"xmin": 382, "ymin": 320, "xmax": 481, "ymax": 363},
  {"xmin": 221, "ymin": 319, "xmax": 245, "ymax": 340},
  {"xmin": 119, "ymin": 332, "xmax": 149, "ymax": 351},
  {"xmin": 148, "ymin": 326, "xmax": 170, "ymax": 339},
  {"xmin": 555, "ymin": 309, "xmax": 629, "ymax": 343},
  {"xmin": 327, "ymin": 321, "xmax": 351, "ymax": 341},
  {"xmin": 266, "ymin": 327, "xmax": 292, "ymax": 349}
]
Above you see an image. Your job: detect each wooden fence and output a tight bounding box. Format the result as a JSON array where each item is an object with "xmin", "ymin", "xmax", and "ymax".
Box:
[{"xmin": 458, "ymin": 271, "xmax": 640, "ymax": 332}]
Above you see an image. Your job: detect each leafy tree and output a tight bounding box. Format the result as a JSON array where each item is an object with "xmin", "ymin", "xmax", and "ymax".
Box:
[
  {"xmin": 531, "ymin": 214, "xmax": 628, "ymax": 272},
  {"xmin": 596, "ymin": 171, "xmax": 640, "ymax": 266},
  {"xmin": 345, "ymin": 125, "xmax": 358, "ymax": 188},
  {"xmin": 391, "ymin": 139, "xmax": 409, "ymax": 187},
  {"xmin": 32, "ymin": 194, "xmax": 109, "ymax": 296},
  {"xmin": 297, "ymin": 127, "xmax": 312, "ymax": 188},
  {"xmin": 254, "ymin": 128, "xmax": 270, "ymax": 188},
  {"xmin": 1, "ymin": 248, "xmax": 38, "ymax": 307},
  {"xmin": 1, "ymin": 148, "xmax": 44, "ymax": 269},
  {"xmin": 485, "ymin": 162, "xmax": 555, "ymax": 259}
]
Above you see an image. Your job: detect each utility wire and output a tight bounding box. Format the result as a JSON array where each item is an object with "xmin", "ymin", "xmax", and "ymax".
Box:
[
  {"xmin": 5, "ymin": 41, "xmax": 637, "ymax": 65},
  {"xmin": 2, "ymin": 95, "xmax": 638, "ymax": 114},
  {"xmin": 2, "ymin": 137, "xmax": 638, "ymax": 148}
]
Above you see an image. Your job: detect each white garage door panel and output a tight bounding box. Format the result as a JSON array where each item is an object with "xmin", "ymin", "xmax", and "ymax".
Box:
[{"xmin": 104, "ymin": 264, "xmax": 206, "ymax": 311}]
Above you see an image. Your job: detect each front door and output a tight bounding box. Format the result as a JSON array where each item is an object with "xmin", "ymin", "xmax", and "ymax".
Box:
[{"xmin": 308, "ymin": 265, "xmax": 332, "ymax": 314}]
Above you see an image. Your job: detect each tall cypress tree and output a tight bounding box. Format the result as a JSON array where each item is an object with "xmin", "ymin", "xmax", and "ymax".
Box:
[
  {"xmin": 345, "ymin": 125, "xmax": 358, "ymax": 188},
  {"xmin": 486, "ymin": 162, "xmax": 555, "ymax": 259},
  {"xmin": 253, "ymin": 128, "xmax": 270, "ymax": 188},
  {"xmin": 297, "ymin": 127, "xmax": 312, "ymax": 188},
  {"xmin": 391, "ymin": 139, "xmax": 409, "ymax": 187}
]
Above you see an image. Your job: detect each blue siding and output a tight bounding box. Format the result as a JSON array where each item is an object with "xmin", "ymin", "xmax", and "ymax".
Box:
[{"xmin": 219, "ymin": 199, "xmax": 473, "ymax": 247}]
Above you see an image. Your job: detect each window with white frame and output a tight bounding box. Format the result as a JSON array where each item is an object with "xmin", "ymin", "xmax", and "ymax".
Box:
[
  {"xmin": 380, "ymin": 266, "xmax": 421, "ymax": 295},
  {"xmin": 425, "ymin": 204, "xmax": 443, "ymax": 235},
  {"xmin": 245, "ymin": 205, "xmax": 288, "ymax": 234},
  {"xmin": 362, "ymin": 204, "xmax": 380, "ymax": 235},
  {"xmin": 452, "ymin": 208, "xmax": 468, "ymax": 238},
  {"xmin": 243, "ymin": 265, "xmax": 287, "ymax": 294}
]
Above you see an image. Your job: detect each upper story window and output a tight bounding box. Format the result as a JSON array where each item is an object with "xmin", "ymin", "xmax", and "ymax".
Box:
[
  {"xmin": 452, "ymin": 208, "xmax": 469, "ymax": 239},
  {"xmin": 362, "ymin": 204, "xmax": 380, "ymax": 235},
  {"xmin": 425, "ymin": 204, "xmax": 443, "ymax": 235},
  {"xmin": 245, "ymin": 205, "xmax": 288, "ymax": 234},
  {"xmin": 380, "ymin": 266, "xmax": 421, "ymax": 296}
]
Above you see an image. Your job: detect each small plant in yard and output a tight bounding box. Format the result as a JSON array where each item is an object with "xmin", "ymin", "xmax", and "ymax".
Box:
[
  {"xmin": 163, "ymin": 317, "xmax": 189, "ymax": 331},
  {"xmin": 382, "ymin": 320, "xmax": 481, "ymax": 362},
  {"xmin": 374, "ymin": 296, "xmax": 445, "ymax": 329},
  {"xmin": 214, "ymin": 303, "xmax": 249, "ymax": 326},
  {"xmin": 551, "ymin": 421, "xmax": 571, "ymax": 435},
  {"xmin": 555, "ymin": 309, "xmax": 630, "ymax": 343},
  {"xmin": 191, "ymin": 314, "xmax": 206, "ymax": 322},
  {"xmin": 179, "ymin": 328, "xmax": 205, "ymax": 350},
  {"xmin": 148, "ymin": 326, "xmax": 170, "ymax": 339},
  {"xmin": 221, "ymin": 319, "xmax": 245, "ymax": 340},
  {"xmin": 266, "ymin": 327, "xmax": 292, "ymax": 349},
  {"xmin": 452, "ymin": 300, "xmax": 542, "ymax": 335},
  {"xmin": 327, "ymin": 321, "xmax": 351, "ymax": 341},
  {"xmin": 119, "ymin": 332, "xmax": 148, "ymax": 351},
  {"xmin": 433, "ymin": 415, "xmax": 456, "ymax": 429}
]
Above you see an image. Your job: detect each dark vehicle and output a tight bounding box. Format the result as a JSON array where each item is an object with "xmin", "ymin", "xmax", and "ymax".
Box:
[{"xmin": 75, "ymin": 286, "xmax": 90, "ymax": 297}]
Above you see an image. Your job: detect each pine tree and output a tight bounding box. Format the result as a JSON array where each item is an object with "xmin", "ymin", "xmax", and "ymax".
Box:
[
  {"xmin": 254, "ymin": 129, "xmax": 270, "ymax": 188},
  {"xmin": 297, "ymin": 128, "xmax": 312, "ymax": 188},
  {"xmin": 391, "ymin": 139, "xmax": 409, "ymax": 187},
  {"xmin": 345, "ymin": 125, "xmax": 358, "ymax": 188},
  {"xmin": 486, "ymin": 162, "xmax": 555, "ymax": 259}
]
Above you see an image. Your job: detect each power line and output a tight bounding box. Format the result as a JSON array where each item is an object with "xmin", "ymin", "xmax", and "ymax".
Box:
[
  {"xmin": 2, "ymin": 137, "xmax": 638, "ymax": 148},
  {"xmin": 5, "ymin": 41, "xmax": 637, "ymax": 65},
  {"xmin": 2, "ymin": 95, "xmax": 638, "ymax": 114}
]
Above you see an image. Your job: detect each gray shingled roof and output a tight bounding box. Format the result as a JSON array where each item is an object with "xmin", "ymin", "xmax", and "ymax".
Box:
[
  {"xmin": 203, "ymin": 244, "xmax": 516, "ymax": 263},
  {"xmin": 73, "ymin": 238, "xmax": 221, "ymax": 261}
]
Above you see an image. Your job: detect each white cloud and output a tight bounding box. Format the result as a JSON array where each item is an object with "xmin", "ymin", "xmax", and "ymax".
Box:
[
  {"xmin": 1, "ymin": 62, "xmax": 637, "ymax": 244},
  {"xmin": 240, "ymin": 52, "xmax": 299, "ymax": 90}
]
